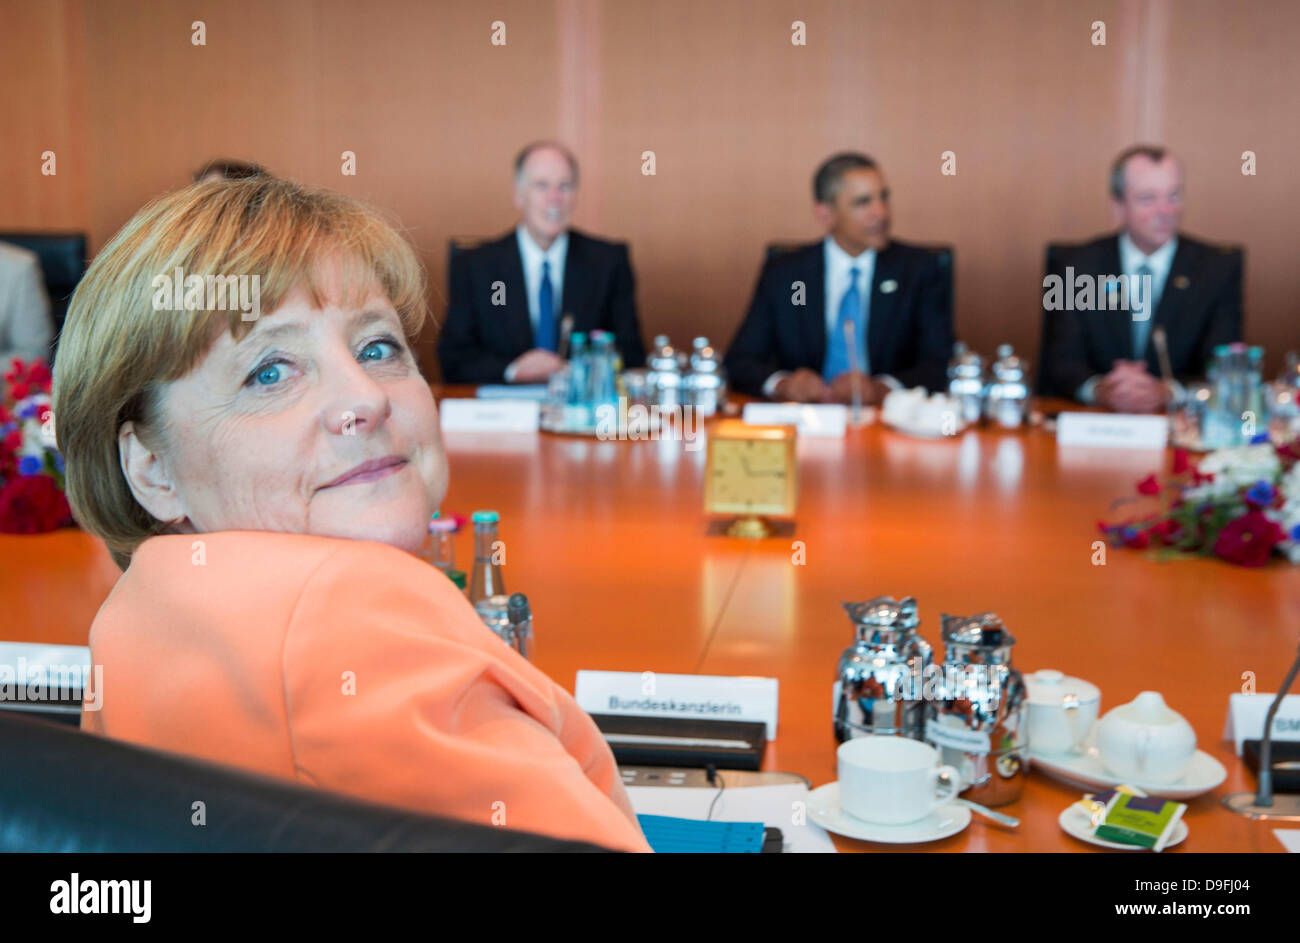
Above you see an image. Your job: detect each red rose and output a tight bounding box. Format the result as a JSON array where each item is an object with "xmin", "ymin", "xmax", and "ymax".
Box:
[
  {"xmin": 1212, "ymin": 511, "xmax": 1284, "ymax": 568},
  {"xmin": 1172, "ymin": 450, "xmax": 1191, "ymax": 475},
  {"xmin": 0, "ymin": 473, "xmax": 72, "ymax": 534},
  {"xmin": 1136, "ymin": 473, "xmax": 1161, "ymax": 496},
  {"xmin": 1124, "ymin": 529, "xmax": 1151, "ymax": 549}
]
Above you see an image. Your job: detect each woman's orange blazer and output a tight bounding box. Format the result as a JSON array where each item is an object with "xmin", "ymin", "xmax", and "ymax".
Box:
[{"xmin": 81, "ymin": 530, "xmax": 650, "ymax": 852}]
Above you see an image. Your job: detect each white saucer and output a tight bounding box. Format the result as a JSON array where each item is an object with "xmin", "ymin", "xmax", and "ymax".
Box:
[
  {"xmin": 1058, "ymin": 803, "xmax": 1188, "ymax": 851},
  {"xmin": 806, "ymin": 782, "xmax": 972, "ymax": 844},
  {"xmin": 1029, "ymin": 734, "xmax": 1227, "ymax": 800}
]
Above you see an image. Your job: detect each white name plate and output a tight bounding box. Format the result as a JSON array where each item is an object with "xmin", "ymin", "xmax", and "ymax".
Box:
[
  {"xmin": 440, "ymin": 398, "xmax": 539, "ymax": 433},
  {"xmin": 1056, "ymin": 412, "xmax": 1169, "ymax": 449},
  {"xmin": 1222, "ymin": 693, "xmax": 1300, "ymax": 755},
  {"xmin": 742, "ymin": 402, "xmax": 847, "ymax": 438},
  {"xmin": 575, "ymin": 670, "xmax": 778, "ymax": 740},
  {"xmin": 0, "ymin": 641, "xmax": 92, "ymax": 695}
]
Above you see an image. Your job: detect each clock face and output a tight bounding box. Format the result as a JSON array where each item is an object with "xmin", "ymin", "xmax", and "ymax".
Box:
[{"xmin": 707, "ymin": 437, "xmax": 794, "ymax": 515}]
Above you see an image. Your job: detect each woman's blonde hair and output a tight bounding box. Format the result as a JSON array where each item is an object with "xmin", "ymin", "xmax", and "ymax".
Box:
[{"xmin": 52, "ymin": 176, "xmax": 429, "ymax": 571}]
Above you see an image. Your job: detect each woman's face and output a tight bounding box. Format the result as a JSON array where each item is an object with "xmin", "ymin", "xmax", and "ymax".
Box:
[{"xmin": 123, "ymin": 262, "xmax": 446, "ymax": 553}]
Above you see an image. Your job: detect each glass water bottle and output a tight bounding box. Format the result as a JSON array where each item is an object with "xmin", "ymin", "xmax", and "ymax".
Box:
[{"xmin": 468, "ymin": 510, "xmax": 505, "ymax": 604}]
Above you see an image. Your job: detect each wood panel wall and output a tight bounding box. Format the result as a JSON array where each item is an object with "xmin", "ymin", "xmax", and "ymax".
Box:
[{"xmin": 2, "ymin": 0, "xmax": 1296, "ymax": 377}]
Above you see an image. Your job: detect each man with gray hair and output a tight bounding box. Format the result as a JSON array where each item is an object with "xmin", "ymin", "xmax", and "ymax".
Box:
[
  {"xmin": 439, "ymin": 141, "xmax": 645, "ymax": 384},
  {"xmin": 1041, "ymin": 145, "xmax": 1242, "ymax": 411}
]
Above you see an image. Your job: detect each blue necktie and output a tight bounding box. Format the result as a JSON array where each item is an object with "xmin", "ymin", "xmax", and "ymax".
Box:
[
  {"xmin": 824, "ymin": 266, "xmax": 864, "ymax": 381},
  {"xmin": 1132, "ymin": 263, "xmax": 1154, "ymax": 360},
  {"xmin": 537, "ymin": 259, "xmax": 557, "ymax": 351}
]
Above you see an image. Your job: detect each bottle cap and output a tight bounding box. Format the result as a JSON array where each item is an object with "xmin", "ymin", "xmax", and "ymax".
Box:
[
  {"xmin": 445, "ymin": 569, "xmax": 467, "ymax": 590},
  {"xmin": 429, "ymin": 518, "xmax": 458, "ymax": 533},
  {"xmin": 471, "ymin": 510, "xmax": 500, "ymax": 524}
]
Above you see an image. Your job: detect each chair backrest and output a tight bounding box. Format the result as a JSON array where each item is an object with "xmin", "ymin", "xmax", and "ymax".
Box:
[
  {"xmin": 1038, "ymin": 242, "xmax": 1080, "ymax": 394},
  {"xmin": 448, "ymin": 236, "xmax": 494, "ymax": 269},
  {"xmin": 0, "ymin": 232, "xmax": 88, "ymax": 347},
  {"xmin": 0, "ymin": 712, "xmax": 614, "ymax": 852},
  {"xmin": 764, "ymin": 240, "xmax": 955, "ymax": 317}
]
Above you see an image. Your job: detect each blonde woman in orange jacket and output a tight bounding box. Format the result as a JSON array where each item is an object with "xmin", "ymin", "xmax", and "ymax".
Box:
[{"xmin": 53, "ymin": 176, "xmax": 650, "ymax": 853}]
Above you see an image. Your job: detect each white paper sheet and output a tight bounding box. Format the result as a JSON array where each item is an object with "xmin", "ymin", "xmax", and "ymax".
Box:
[
  {"xmin": 627, "ymin": 782, "xmax": 836, "ymax": 853},
  {"xmin": 1274, "ymin": 829, "xmax": 1300, "ymax": 853}
]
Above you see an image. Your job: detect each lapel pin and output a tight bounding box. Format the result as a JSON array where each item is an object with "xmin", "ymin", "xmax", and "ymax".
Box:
[
  {"xmin": 1173, "ymin": 275, "xmax": 1190, "ymax": 290},
  {"xmin": 880, "ymin": 279, "xmax": 898, "ymax": 294}
]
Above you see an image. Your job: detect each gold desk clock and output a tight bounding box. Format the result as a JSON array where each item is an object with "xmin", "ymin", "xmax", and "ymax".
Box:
[{"xmin": 704, "ymin": 419, "xmax": 797, "ymax": 538}]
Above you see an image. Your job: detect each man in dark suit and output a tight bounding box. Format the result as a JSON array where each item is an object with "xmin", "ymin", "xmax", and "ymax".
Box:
[
  {"xmin": 438, "ymin": 142, "xmax": 645, "ymax": 384},
  {"xmin": 1041, "ymin": 145, "xmax": 1242, "ymax": 412},
  {"xmin": 724, "ymin": 152, "xmax": 952, "ymax": 403}
]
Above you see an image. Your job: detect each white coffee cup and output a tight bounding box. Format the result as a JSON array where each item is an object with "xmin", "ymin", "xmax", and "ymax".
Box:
[{"xmin": 837, "ymin": 735, "xmax": 960, "ymax": 825}]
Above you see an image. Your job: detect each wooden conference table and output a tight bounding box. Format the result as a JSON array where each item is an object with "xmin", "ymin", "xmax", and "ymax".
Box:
[{"xmin": 2, "ymin": 385, "xmax": 1296, "ymax": 853}]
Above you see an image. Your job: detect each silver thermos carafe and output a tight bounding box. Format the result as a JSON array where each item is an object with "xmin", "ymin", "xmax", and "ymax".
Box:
[
  {"xmin": 927, "ymin": 612, "xmax": 1028, "ymax": 807},
  {"xmin": 833, "ymin": 596, "xmax": 934, "ymax": 743}
]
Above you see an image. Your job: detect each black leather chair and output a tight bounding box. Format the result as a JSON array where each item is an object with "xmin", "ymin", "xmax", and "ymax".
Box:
[
  {"xmin": 0, "ymin": 713, "xmax": 615, "ymax": 852},
  {"xmin": 764, "ymin": 241, "xmax": 955, "ymax": 322},
  {"xmin": 447, "ymin": 236, "xmax": 492, "ymax": 269},
  {"xmin": 0, "ymin": 232, "xmax": 88, "ymax": 352}
]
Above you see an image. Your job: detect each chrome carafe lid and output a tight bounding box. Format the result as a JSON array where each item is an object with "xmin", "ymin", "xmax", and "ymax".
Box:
[
  {"xmin": 844, "ymin": 595, "xmax": 920, "ymax": 640},
  {"xmin": 940, "ymin": 612, "xmax": 1016, "ymax": 664}
]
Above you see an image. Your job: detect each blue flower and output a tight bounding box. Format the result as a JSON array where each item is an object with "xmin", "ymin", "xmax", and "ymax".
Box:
[
  {"xmin": 1246, "ymin": 480, "xmax": 1276, "ymax": 506},
  {"xmin": 1121, "ymin": 526, "xmax": 1137, "ymax": 541},
  {"xmin": 1250, "ymin": 432, "xmax": 1271, "ymax": 445},
  {"xmin": 18, "ymin": 455, "xmax": 42, "ymax": 476},
  {"xmin": 54, "ymin": 453, "xmax": 64, "ymax": 472},
  {"xmin": 1291, "ymin": 523, "xmax": 1300, "ymax": 542}
]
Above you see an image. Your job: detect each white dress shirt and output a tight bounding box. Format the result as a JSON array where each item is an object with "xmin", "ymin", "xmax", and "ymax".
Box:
[
  {"xmin": 0, "ymin": 242, "xmax": 52, "ymax": 364},
  {"xmin": 1076, "ymin": 232, "xmax": 1179, "ymax": 404},
  {"xmin": 505, "ymin": 225, "xmax": 568, "ymax": 381},
  {"xmin": 763, "ymin": 236, "xmax": 899, "ymax": 398}
]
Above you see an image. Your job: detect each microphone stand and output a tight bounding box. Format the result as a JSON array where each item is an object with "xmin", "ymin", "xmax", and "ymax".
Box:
[
  {"xmin": 844, "ymin": 320, "xmax": 864, "ymax": 426},
  {"xmin": 1222, "ymin": 638, "xmax": 1300, "ymax": 821}
]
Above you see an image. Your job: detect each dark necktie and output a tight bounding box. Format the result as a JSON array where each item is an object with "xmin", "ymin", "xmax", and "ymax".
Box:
[
  {"xmin": 1132, "ymin": 263, "xmax": 1154, "ymax": 359},
  {"xmin": 537, "ymin": 259, "xmax": 557, "ymax": 351}
]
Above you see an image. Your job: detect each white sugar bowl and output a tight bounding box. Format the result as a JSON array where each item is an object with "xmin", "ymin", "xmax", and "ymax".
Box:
[
  {"xmin": 1096, "ymin": 691, "xmax": 1197, "ymax": 784},
  {"xmin": 1024, "ymin": 669, "xmax": 1101, "ymax": 755}
]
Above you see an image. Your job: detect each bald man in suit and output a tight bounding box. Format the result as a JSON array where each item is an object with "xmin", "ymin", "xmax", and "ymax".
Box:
[
  {"xmin": 1041, "ymin": 145, "xmax": 1242, "ymax": 411},
  {"xmin": 439, "ymin": 142, "xmax": 645, "ymax": 384}
]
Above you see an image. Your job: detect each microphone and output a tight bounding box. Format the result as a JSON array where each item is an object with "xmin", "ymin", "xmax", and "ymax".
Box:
[{"xmin": 1222, "ymin": 638, "xmax": 1300, "ymax": 821}]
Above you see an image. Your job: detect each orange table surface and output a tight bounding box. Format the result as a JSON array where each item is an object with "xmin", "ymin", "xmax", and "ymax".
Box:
[{"xmin": 2, "ymin": 387, "xmax": 1294, "ymax": 852}]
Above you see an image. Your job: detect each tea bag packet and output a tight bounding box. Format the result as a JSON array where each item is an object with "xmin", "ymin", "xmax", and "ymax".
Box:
[
  {"xmin": 1091, "ymin": 790, "xmax": 1187, "ymax": 851},
  {"xmin": 1075, "ymin": 783, "xmax": 1146, "ymax": 826}
]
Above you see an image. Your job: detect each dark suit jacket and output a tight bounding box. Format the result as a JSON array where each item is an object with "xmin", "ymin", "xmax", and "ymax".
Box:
[
  {"xmin": 723, "ymin": 239, "xmax": 954, "ymax": 397},
  {"xmin": 1040, "ymin": 233, "xmax": 1243, "ymax": 400},
  {"xmin": 438, "ymin": 228, "xmax": 646, "ymax": 384}
]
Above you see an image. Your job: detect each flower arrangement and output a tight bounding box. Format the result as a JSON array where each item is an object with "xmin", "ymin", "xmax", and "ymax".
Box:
[
  {"xmin": 0, "ymin": 357, "xmax": 72, "ymax": 534},
  {"xmin": 1098, "ymin": 438, "xmax": 1300, "ymax": 567}
]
